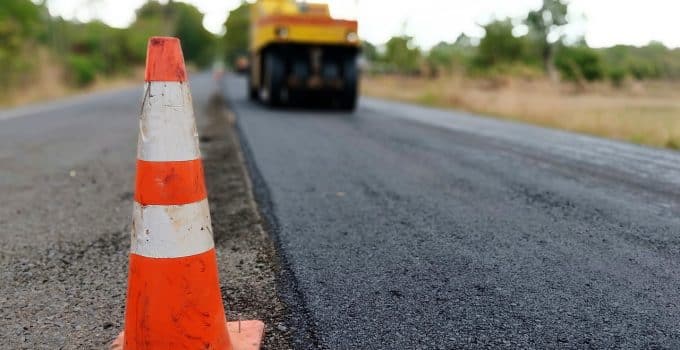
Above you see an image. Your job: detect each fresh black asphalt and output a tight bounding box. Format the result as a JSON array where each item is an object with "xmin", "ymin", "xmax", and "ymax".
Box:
[{"xmin": 226, "ymin": 74, "xmax": 680, "ymax": 349}]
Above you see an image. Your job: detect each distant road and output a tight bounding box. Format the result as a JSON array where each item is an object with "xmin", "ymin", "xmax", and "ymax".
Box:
[{"xmin": 227, "ymin": 74, "xmax": 680, "ymax": 349}]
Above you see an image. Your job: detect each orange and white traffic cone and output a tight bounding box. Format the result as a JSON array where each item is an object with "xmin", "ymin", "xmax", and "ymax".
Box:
[{"xmin": 112, "ymin": 37, "xmax": 264, "ymax": 350}]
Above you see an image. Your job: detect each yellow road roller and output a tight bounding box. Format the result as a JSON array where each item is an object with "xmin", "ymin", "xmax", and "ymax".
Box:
[{"xmin": 248, "ymin": 0, "xmax": 360, "ymax": 110}]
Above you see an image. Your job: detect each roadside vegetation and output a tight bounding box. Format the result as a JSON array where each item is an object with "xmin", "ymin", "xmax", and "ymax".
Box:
[
  {"xmin": 0, "ymin": 0, "xmax": 217, "ymax": 106},
  {"xmin": 361, "ymin": 0, "xmax": 680, "ymax": 149},
  {"xmin": 3, "ymin": 0, "xmax": 680, "ymax": 149}
]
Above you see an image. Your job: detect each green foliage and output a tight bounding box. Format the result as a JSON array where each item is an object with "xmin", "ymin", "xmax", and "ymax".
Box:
[
  {"xmin": 384, "ymin": 35, "xmax": 421, "ymax": 73},
  {"xmin": 361, "ymin": 41, "xmax": 379, "ymax": 62},
  {"xmin": 607, "ymin": 66, "xmax": 627, "ymax": 87},
  {"xmin": 474, "ymin": 19, "xmax": 527, "ymax": 67},
  {"xmin": 66, "ymin": 54, "xmax": 99, "ymax": 86},
  {"xmin": 9, "ymin": 0, "xmax": 219, "ymax": 89},
  {"xmin": 66, "ymin": 21, "xmax": 129, "ymax": 75},
  {"xmin": 554, "ymin": 45, "xmax": 603, "ymax": 82},
  {"xmin": 131, "ymin": 1, "xmax": 216, "ymax": 68},
  {"xmin": 0, "ymin": 0, "xmax": 44, "ymax": 88},
  {"xmin": 599, "ymin": 42, "xmax": 680, "ymax": 80},
  {"xmin": 0, "ymin": 0, "xmax": 42, "ymax": 38},
  {"xmin": 360, "ymin": 0, "xmax": 680, "ymax": 86},
  {"xmin": 428, "ymin": 42, "xmax": 456, "ymax": 66},
  {"xmin": 172, "ymin": 2, "xmax": 215, "ymax": 67},
  {"xmin": 525, "ymin": 0, "xmax": 569, "ymax": 69},
  {"xmin": 0, "ymin": 0, "xmax": 220, "ymax": 93},
  {"xmin": 426, "ymin": 34, "xmax": 476, "ymax": 72},
  {"xmin": 223, "ymin": 2, "xmax": 250, "ymax": 66},
  {"xmin": 426, "ymin": 42, "xmax": 455, "ymax": 74},
  {"xmin": 1, "ymin": 0, "xmax": 218, "ymax": 91},
  {"xmin": 525, "ymin": 0, "xmax": 568, "ymax": 41},
  {"xmin": 136, "ymin": 1, "xmax": 169, "ymax": 20},
  {"xmin": 5, "ymin": 0, "xmax": 680, "ymax": 95}
]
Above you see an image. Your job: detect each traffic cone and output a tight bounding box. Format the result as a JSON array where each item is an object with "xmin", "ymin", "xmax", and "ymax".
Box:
[{"xmin": 112, "ymin": 37, "xmax": 264, "ymax": 350}]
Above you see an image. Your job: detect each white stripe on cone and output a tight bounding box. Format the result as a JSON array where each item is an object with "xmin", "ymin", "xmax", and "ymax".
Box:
[
  {"xmin": 131, "ymin": 199, "xmax": 214, "ymax": 258},
  {"xmin": 138, "ymin": 82, "xmax": 201, "ymax": 162}
]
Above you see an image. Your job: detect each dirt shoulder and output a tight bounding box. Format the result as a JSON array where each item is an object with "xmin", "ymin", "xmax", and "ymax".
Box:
[
  {"xmin": 362, "ymin": 75, "xmax": 680, "ymax": 150},
  {"xmin": 200, "ymin": 93, "xmax": 294, "ymax": 349},
  {"xmin": 0, "ymin": 58, "xmax": 142, "ymax": 109}
]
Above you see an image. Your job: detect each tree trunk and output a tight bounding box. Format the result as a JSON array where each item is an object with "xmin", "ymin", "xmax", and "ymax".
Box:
[{"xmin": 544, "ymin": 44, "xmax": 559, "ymax": 83}]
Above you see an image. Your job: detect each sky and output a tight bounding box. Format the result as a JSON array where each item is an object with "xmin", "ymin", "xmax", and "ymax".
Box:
[{"xmin": 45, "ymin": 0, "xmax": 680, "ymax": 49}]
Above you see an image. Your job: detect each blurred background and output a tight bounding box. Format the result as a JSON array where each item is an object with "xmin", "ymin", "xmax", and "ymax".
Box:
[{"xmin": 3, "ymin": 0, "xmax": 680, "ymax": 149}]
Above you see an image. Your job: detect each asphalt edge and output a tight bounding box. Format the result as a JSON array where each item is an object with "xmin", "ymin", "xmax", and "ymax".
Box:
[{"xmin": 220, "ymin": 84, "xmax": 325, "ymax": 350}]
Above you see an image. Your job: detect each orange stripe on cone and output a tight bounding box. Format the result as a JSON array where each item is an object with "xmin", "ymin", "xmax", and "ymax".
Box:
[
  {"xmin": 134, "ymin": 159, "xmax": 207, "ymax": 205},
  {"xmin": 144, "ymin": 37, "xmax": 187, "ymax": 82},
  {"xmin": 123, "ymin": 249, "xmax": 230, "ymax": 349}
]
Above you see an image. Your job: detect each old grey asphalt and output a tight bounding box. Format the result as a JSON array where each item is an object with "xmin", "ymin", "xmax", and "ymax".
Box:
[
  {"xmin": 0, "ymin": 74, "xmax": 221, "ymax": 349},
  {"xmin": 226, "ymin": 74, "xmax": 680, "ymax": 349}
]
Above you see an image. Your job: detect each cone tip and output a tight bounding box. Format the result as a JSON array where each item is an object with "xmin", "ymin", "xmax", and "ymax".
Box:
[{"xmin": 145, "ymin": 36, "xmax": 187, "ymax": 82}]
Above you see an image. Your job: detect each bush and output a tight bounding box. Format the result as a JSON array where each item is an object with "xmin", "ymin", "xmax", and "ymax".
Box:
[
  {"xmin": 0, "ymin": 0, "xmax": 43, "ymax": 89},
  {"xmin": 607, "ymin": 67, "xmax": 627, "ymax": 87},
  {"xmin": 628, "ymin": 60, "xmax": 660, "ymax": 80},
  {"xmin": 66, "ymin": 55, "xmax": 98, "ymax": 86},
  {"xmin": 467, "ymin": 62, "xmax": 543, "ymax": 81},
  {"xmin": 555, "ymin": 45, "xmax": 604, "ymax": 82},
  {"xmin": 474, "ymin": 19, "xmax": 527, "ymax": 67},
  {"xmin": 383, "ymin": 35, "xmax": 422, "ymax": 74}
]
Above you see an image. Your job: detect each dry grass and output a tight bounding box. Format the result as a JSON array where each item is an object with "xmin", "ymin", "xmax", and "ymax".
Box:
[
  {"xmin": 0, "ymin": 50, "xmax": 141, "ymax": 108},
  {"xmin": 362, "ymin": 74, "xmax": 680, "ymax": 150}
]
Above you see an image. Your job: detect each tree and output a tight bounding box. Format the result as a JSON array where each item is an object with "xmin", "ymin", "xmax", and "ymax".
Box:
[
  {"xmin": 427, "ymin": 42, "xmax": 455, "ymax": 72},
  {"xmin": 554, "ymin": 44, "xmax": 603, "ymax": 83},
  {"xmin": 525, "ymin": 0, "xmax": 569, "ymax": 78},
  {"xmin": 0, "ymin": 0, "xmax": 44, "ymax": 88},
  {"xmin": 427, "ymin": 34, "xmax": 476, "ymax": 72},
  {"xmin": 599, "ymin": 42, "xmax": 680, "ymax": 81},
  {"xmin": 173, "ymin": 2, "xmax": 215, "ymax": 67},
  {"xmin": 361, "ymin": 41, "xmax": 379, "ymax": 62},
  {"xmin": 130, "ymin": 1, "xmax": 215, "ymax": 68},
  {"xmin": 475, "ymin": 19, "xmax": 525, "ymax": 67},
  {"xmin": 384, "ymin": 35, "xmax": 421, "ymax": 74},
  {"xmin": 223, "ymin": 2, "xmax": 250, "ymax": 66}
]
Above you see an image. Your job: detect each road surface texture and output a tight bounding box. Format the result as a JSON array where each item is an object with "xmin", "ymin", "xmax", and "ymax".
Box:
[
  {"xmin": 225, "ymin": 74, "xmax": 680, "ymax": 349},
  {"xmin": 0, "ymin": 74, "xmax": 292, "ymax": 349}
]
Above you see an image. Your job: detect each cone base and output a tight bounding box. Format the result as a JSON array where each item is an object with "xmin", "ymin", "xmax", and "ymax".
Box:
[
  {"xmin": 227, "ymin": 320, "xmax": 266, "ymax": 350},
  {"xmin": 111, "ymin": 320, "xmax": 264, "ymax": 350}
]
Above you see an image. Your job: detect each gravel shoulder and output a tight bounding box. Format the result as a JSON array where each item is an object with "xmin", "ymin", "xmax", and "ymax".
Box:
[{"xmin": 201, "ymin": 92, "xmax": 293, "ymax": 349}]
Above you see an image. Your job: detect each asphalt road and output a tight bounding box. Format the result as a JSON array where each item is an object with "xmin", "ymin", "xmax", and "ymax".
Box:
[
  {"xmin": 226, "ymin": 75, "xmax": 680, "ymax": 349},
  {"xmin": 4, "ymin": 72, "xmax": 680, "ymax": 349}
]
